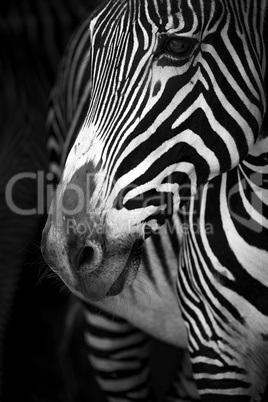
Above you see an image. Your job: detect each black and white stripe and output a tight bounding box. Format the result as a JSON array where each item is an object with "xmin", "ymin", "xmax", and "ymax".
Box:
[
  {"xmin": 178, "ymin": 148, "xmax": 268, "ymax": 401},
  {"xmin": 43, "ymin": 1, "xmax": 268, "ymax": 401}
]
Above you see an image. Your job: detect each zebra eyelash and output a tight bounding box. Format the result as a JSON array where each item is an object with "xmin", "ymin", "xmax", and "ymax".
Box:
[
  {"xmin": 155, "ymin": 35, "xmax": 198, "ymax": 63},
  {"xmin": 165, "ymin": 37, "xmax": 197, "ymax": 56}
]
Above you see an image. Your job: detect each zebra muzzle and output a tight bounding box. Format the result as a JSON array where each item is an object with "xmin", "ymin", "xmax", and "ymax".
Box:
[
  {"xmin": 107, "ymin": 239, "xmax": 143, "ymax": 297},
  {"xmin": 74, "ymin": 239, "xmax": 103, "ymax": 274}
]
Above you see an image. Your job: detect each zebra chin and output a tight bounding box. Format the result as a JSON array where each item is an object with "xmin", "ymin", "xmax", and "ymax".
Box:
[{"xmin": 41, "ymin": 213, "xmax": 144, "ymax": 302}]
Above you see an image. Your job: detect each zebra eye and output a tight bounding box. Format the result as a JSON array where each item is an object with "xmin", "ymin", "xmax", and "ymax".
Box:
[{"xmin": 166, "ymin": 38, "xmax": 195, "ymax": 57}]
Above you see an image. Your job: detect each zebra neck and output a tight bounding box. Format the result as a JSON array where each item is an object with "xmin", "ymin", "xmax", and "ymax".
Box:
[
  {"xmin": 242, "ymin": 136, "xmax": 268, "ymax": 184},
  {"xmin": 243, "ymin": 137, "xmax": 268, "ymax": 189},
  {"xmin": 248, "ymin": 135, "xmax": 268, "ymax": 157},
  {"xmin": 218, "ymin": 137, "xmax": 268, "ymax": 237},
  {"xmin": 235, "ymin": 138, "xmax": 268, "ymax": 232}
]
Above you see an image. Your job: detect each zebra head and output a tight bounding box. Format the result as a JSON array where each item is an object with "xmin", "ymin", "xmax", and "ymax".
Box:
[{"xmin": 42, "ymin": 0, "xmax": 267, "ymax": 301}]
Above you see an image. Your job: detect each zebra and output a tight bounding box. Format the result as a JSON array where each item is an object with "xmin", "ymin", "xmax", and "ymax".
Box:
[
  {"xmin": 1, "ymin": 0, "xmax": 185, "ymax": 400},
  {"xmin": 45, "ymin": 3, "xmax": 201, "ymax": 400},
  {"xmin": 42, "ymin": 0, "xmax": 268, "ymax": 401},
  {"xmin": 82, "ymin": 228, "xmax": 199, "ymax": 401},
  {"xmin": 47, "ymin": 17, "xmax": 200, "ymax": 398}
]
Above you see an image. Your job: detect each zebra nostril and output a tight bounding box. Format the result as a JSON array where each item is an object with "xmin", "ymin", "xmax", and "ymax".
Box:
[{"xmin": 77, "ymin": 246, "xmax": 95, "ymax": 271}]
